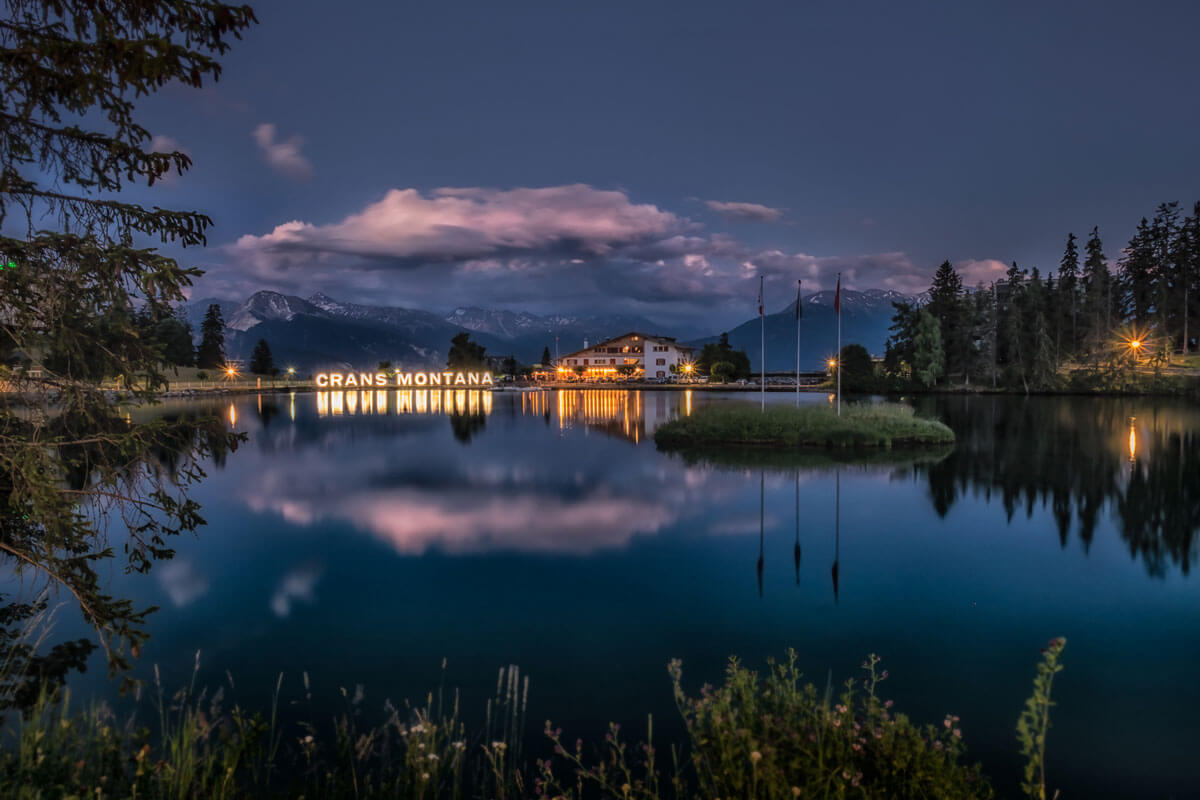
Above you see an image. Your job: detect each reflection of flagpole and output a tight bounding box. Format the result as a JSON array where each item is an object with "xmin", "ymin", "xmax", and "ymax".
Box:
[
  {"xmin": 794, "ymin": 470, "xmax": 801, "ymax": 585},
  {"xmin": 831, "ymin": 468, "xmax": 840, "ymax": 604},
  {"xmin": 757, "ymin": 471, "xmax": 765, "ymax": 598}
]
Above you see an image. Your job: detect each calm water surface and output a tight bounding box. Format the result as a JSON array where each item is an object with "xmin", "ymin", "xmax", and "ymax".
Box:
[{"xmin": 66, "ymin": 389, "xmax": 1200, "ymax": 798}]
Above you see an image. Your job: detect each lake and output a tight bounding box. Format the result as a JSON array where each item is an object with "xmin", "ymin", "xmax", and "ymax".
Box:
[{"xmin": 61, "ymin": 388, "xmax": 1200, "ymax": 798}]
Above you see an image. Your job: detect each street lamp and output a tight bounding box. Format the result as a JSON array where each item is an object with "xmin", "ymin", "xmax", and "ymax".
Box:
[{"xmin": 827, "ymin": 358, "xmax": 837, "ymax": 369}]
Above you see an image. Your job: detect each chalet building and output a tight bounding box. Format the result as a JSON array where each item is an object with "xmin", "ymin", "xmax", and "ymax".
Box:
[{"xmin": 557, "ymin": 332, "xmax": 693, "ymax": 380}]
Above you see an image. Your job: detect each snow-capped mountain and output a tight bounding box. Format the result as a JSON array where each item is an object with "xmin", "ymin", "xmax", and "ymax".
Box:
[{"xmin": 225, "ymin": 292, "xmax": 322, "ymax": 331}]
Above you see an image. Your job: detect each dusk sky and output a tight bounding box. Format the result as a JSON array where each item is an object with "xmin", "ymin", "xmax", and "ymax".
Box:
[{"xmin": 132, "ymin": 0, "xmax": 1200, "ymax": 329}]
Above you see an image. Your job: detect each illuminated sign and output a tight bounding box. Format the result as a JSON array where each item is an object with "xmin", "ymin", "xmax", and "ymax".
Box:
[{"xmin": 315, "ymin": 371, "xmax": 493, "ymax": 388}]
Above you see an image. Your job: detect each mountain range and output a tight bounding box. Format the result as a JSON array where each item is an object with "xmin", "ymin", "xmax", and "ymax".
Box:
[{"xmin": 184, "ymin": 288, "xmax": 919, "ymax": 372}]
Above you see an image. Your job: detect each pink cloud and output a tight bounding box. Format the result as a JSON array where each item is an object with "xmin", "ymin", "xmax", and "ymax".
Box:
[{"xmin": 704, "ymin": 200, "xmax": 785, "ymax": 223}]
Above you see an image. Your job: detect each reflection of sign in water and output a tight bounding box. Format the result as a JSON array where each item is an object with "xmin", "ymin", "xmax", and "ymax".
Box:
[
  {"xmin": 317, "ymin": 389, "xmax": 493, "ymax": 417},
  {"xmin": 315, "ymin": 371, "xmax": 493, "ymax": 388}
]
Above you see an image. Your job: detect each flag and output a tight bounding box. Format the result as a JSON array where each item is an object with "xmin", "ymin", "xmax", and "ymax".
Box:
[
  {"xmin": 757, "ymin": 276, "xmax": 763, "ymax": 316},
  {"xmin": 833, "ymin": 275, "xmax": 841, "ymax": 315},
  {"xmin": 795, "ymin": 279, "xmax": 803, "ymax": 321}
]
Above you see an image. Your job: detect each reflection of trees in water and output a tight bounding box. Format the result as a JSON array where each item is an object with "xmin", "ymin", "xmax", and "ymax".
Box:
[
  {"xmin": 1118, "ymin": 432, "xmax": 1200, "ymax": 576},
  {"xmin": 449, "ymin": 412, "xmax": 487, "ymax": 444},
  {"xmin": 0, "ymin": 408, "xmax": 237, "ymax": 711},
  {"xmin": 911, "ymin": 397, "xmax": 1198, "ymax": 577}
]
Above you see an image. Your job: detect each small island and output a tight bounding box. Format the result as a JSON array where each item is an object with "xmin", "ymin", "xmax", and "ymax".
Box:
[{"xmin": 654, "ymin": 402, "xmax": 955, "ymax": 449}]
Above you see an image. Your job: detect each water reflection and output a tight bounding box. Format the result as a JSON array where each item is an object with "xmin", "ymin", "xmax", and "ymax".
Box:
[{"xmin": 911, "ymin": 396, "xmax": 1200, "ymax": 577}]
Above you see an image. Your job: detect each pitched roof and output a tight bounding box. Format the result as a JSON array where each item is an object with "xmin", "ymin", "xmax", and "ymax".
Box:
[{"xmin": 559, "ymin": 332, "xmax": 692, "ymax": 361}]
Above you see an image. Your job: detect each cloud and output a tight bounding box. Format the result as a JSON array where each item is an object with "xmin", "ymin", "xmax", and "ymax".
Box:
[
  {"xmin": 204, "ymin": 183, "xmax": 1004, "ymax": 326},
  {"xmin": 958, "ymin": 258, "xmax": 1010, "ymax": 287},
  {"xmin": 253, "ymin": 123, "xmax": 313, "ymax": 179},
  {"xmin": 150, "ymin": 134, "xmax": 188, "ymax": 154},
  {"xmin": 157, "ymin": 559, "xmax": 208, "ymax": 607},
  {"xmin": 270, "ymin": 563, "xmax": 322, "ymax": 617},
  {"xmin": 704, "ymin": 200, "xmax": 785, "ymax": 223},
  {"xmin": 232, "ymin": 184, "xmax": 680, "ymax": 265}
]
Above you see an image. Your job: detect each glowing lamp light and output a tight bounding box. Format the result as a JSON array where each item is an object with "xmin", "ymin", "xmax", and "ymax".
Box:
[
  {"xmin": 1129, "ymin": 340, "xmax": 1141, "ymax": 350},
  {"xmin": 827, "ymin": 359, "xmax": 837, "ymax": 368}
]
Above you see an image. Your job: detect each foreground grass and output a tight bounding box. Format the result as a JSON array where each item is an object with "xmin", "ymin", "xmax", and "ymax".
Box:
[
  {"xmin": 654, "ymin": 402, "xmax": 956, "ymax": 450},
  {"xmin": 0, "ymin": 642, "xmax": 1070, "ymax": 800}
]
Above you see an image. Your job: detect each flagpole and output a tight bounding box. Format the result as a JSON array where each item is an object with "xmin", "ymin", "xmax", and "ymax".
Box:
[
  {"xmin": 836, "ymin": 272, "xmax": 842, "ymax": 417},
  {"xmin": 760, "ymin": 274, "xmax": 765, "ymax": 412},
  {"xmin": 795, "ymin": 279, "xmax": 802, "ymax": 407}
]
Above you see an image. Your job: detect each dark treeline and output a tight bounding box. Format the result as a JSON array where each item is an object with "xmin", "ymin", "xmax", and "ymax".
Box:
[{"xmin": 884, "ymin": 201, "xmax": 1200, "ymax": 391}]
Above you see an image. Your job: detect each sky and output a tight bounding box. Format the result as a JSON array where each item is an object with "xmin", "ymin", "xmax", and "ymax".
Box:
[{"xmin": 126, "ymin": 0, "xmax": 1200, "ymax": 329}]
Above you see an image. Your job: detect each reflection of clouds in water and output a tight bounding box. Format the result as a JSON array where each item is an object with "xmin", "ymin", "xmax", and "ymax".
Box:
[
  {"xmin": 270, "ymin": 564, "xmax": 322, "ymax": 618},
  {"xmin": 251, "ymin": 490, "xmax": 675, "ymax": 555},
  {"xmin": 157, "ymin": 560, "xmax": 209, "ymax": 607},
  {"xmin": 237, "ymin": 410, "xmax": 751, "ymax": 556},
  {"xmin": 706, "ymin": 514, "xmax": 780, "ymax": 537}
]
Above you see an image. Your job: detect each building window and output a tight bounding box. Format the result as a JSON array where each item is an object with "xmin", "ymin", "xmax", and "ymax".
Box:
[
  {"xmin": 610, "ymin": 358, "xmax": 616, "ymax": 365},
  {"xmin": 656, "ymin": 358, "xmax": 666, "ymax": 365},
  {"xmin": 583, "ymin": 359, "xmax": 588, "ymax": 365},
  {"xmin": 656, "ymin": 370, "xmax": 666, "ymax": 378}
]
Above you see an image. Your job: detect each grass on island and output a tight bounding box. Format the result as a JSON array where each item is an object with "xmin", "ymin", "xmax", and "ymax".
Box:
[{"xmin": 654, "ymin": 401, "xmax": 956, "ymax": 450}]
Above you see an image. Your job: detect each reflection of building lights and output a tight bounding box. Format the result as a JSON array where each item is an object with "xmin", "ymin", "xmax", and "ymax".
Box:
[
  {"xmin": 1129, "ymin": 417, "xmax": 1137, "ymax": 463},
  {"xmin": 228, "ymin": 403, "xmax": 237, "ymax": 426},
  {"xmin": 685, "ymin": 389, "xmax": 692, "ymax": 416}
]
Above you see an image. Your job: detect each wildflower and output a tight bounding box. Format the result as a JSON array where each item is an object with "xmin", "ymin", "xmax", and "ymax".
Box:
[
  {"xmin": 622, "ymin": 784, "xmax": 632, "ymax": 795},
  {"xmin": 944, "ymin": 719, "xmax": 952, "ymax": 729},
  {"xmin": 792, "ymin": 788, "xmax": 801, "ymax": 797},
  {"xmin": 884, "ymin": 700, "xmax": 893, "ymax": 708},
  {"xmin": 953, "ymin": 728, "xmax": 962, "ymax": 738},
  {"xmin": 881, "ymin": 670, "xmax": 888, "ymax": 679},
  {"xmin": 842, "ymin": 770, "xmax": 851, "ymax": 780},
  {"xmin": 303, "ymin": 735, "xmax": 314, "ymax": 744},
  {"xmin": 452, "ymin": 740, "xmax": 465, "ymax": 750},
  {"xmin": 832, "ymin": 719, "xmax": 841, "ymax": 728},
  {"xmin": 421, "ymin": 772, "xmax": 430, "ymax": 780},
  {"xmin": 750, "ymin": 750, "xmax": 762, "ymax": 763},
  {"xmin": 852, "ymin": 743, "xmax": 862, "ymax": 752},
  {"xmin": 428, "ymin": 753, "xmax": 439, "ymax": 761},
  {"xmin": 491, "ymin": 741, "xmax": 507, "ymax": 751},
  {"xmin": 934, "ymin": 741, "xmax": 944, "ymax": 751}
]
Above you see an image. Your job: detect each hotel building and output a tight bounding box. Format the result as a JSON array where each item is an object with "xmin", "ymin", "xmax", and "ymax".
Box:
[{"xmin": 557, "ymin": 332, "xmax": 694, "ymax": 380}]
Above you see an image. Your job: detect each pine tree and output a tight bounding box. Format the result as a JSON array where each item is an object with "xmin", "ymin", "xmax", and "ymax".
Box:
[
  {"xmin": 912, "ymin": 309, "xmax": 945, "ymax": 388},
  {"xmin": 1000, "ymin": 262, "xmax": 1028, "ymax": 391},
  {"xmin": 1081, "ymin": 227, "xmax": 1110, "ymax": 357},
  {"xmin": 196, "ymin": 304, "xmax": 227, "ymax": 369},
  {"xmin": 1057, "ymin": 233, "xmax": 1080, "ymax": 354},
  {"xmin": 928, "ymin": 260, "xmax": 966, "ymax": 380},
  {"xmin": 249, "ymin": 339, "xmax": 275, "ymax": 375},
  {"xmin": 1148, "ymin": 202, "xmax": 1180, "ymax": 346},
  {"xmin": 1030, "ymin": 311, "xmax": 1056, "ymax": 391},
  {"xmin": 1181, "ymin": 203, "xmax": 1200, "ymax": 353},
  {"xmin": 0, "ymin": 0, "xmax": 254, "ymax": 691},
  {"xmin": 541, "ymin": 345, "xmax": 552, "ymax": 365},
  {"xmin": 883, "ymin": 301, "xmax": 917, "ymax": 378},
  {"xmin": 1120, "ymin": 218, "xmax": 1155, "ymax": 327},
  {"xmin": 972, "ymin": 284, "xmax": 997, "ymax": 388}
]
